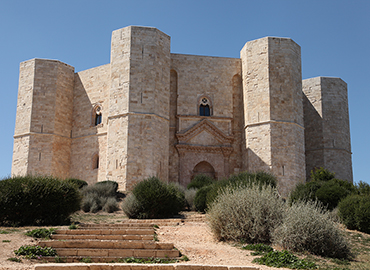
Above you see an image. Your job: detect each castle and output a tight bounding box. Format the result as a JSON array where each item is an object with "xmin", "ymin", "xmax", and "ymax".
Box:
[{"xmin": 11, "ymin": 26, "xmax": 353, "ymax": 196}]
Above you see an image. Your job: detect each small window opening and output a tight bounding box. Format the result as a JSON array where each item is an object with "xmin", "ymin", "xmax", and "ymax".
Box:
[
  {"xmin": 199, "ymin": 97, "xmax": 211, "ymax": 116},
  {"xmin": 94, "ymin": 106, "xmax": 102, "ymax": 126}
]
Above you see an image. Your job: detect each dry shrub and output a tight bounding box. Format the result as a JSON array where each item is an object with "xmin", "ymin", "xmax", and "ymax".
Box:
[
  {"xmin": 207, "ymin": 184, "xmax": 284, "ymax": 243},
  {"xmin": 122, "ymin": 193, "xmax": 141, "ymax": 218},
  {"xmin": 273, "ymin": 200, "xmax": 351, "ymax": 259},
  {"xmin": 185, "ymin": 188, "xmax": 197, "ymax": 211},
  {"xmin": 81, "ymin": 181, "xmax": 119, "ymax": 213}
]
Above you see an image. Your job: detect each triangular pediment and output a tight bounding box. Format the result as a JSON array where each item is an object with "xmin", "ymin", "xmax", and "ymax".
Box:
[{"xmin": 176, "ymin": 119, "xmax": 233, "ymax": 146}]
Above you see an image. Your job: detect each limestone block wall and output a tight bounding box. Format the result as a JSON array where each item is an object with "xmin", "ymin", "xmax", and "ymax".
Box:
[
  {"xmin": 12, "ymin": 59, "xmax": 74, "ymax": 179},
  {"xmin": 171, "ymin": 54, "xmax": 241, "ymax": 119},
  {"xmin": 170, "ymin": 54, "xmax": 242, "ymax": 182},
  {"xmin": 12, "ymin": 60, "xmax": 36, "ymax": 175},
  {"xmin": 303, "ymin": 77, "xmax": 353, "ymax": 182},
  {"xmin": 241, "ymin": 37, "xmax": 305, "ymax": 196},
  {"xmin": 108, "ymin": 26, "xmax": 171, "ymax": 190},
  {"xmin": 70, "ymin": 64, "xmax": 110, "ymax": 183}
]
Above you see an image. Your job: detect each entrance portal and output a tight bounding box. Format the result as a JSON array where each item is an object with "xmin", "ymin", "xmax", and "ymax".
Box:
[{"xmin": 192, "ymin": 161, "xmax": 216, "ymax": 179}]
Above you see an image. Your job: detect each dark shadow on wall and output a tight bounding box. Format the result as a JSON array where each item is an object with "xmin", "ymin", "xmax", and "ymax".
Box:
[
  {"xmin": 302, "ymin": 93, "xmax": 324, "ymax": 181},
  {"xmin": 69, "ymin": 74, "xmax": 100, "ymax": 185}
]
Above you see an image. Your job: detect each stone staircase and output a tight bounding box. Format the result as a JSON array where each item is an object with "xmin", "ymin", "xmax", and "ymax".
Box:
[{"xmin": 37, "ymin": 222, "xmax": 180, "ymax": 263}]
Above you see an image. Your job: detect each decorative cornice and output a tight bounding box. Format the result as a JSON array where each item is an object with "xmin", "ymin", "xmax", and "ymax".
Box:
[{"xmin": 177, "ymin": 119, "xmax": 233, "ymax": 144}]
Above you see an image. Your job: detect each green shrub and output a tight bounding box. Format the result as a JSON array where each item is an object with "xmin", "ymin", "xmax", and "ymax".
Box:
[
  {"xmin": 355, "ymin": 181, "xmax": 370, "ymax": 195},
  {"xmin": 185, "ymin": 188, "xmax": 197, "ymax": 211},
  {"xmin": 122, "ymin": 193, "xmax": 142, "ymax": 218},
  {"xmin": 187, "ymin": 174, "xmax": 214, "ymax": 189},
  {"xmin": 310, "ymin": 167, "xmax": 336, "ymax": 182},
  {"xmin": 242, "ymin": 243, "xmax": 273, "ymax": 255},
  {"xmin": 315, "ymin": 179, "xmax": 355, "ymax": 210},
  {"xmin": 0, "ymin": 175, "xmax": 81, "ymax": 226},
  {"xmin": 81, "ymin": 181, "xmax": 119, "ymax": 213},
  {"xmin": 25, "ymin": 228, "xmax": 56, "ymax": 239},
  {"xmin": 273, "ymin": 200, "xmax": 351, "ymax": 259},
  {"xmin": 289, "ymin": 168, "xmax": 355, "ymax": 210},
  {"xmin": 207, "ymin": 184, "xmax": 284, "ymax": 243},
  {"xmin": 14, "ymin": 245, "xmax": 57, "ymax": 259},
  {"xmin": 339, "ymin": 194, "xmax": 370, "ymax": 233},
  {"xmin": 206, "ymin": 171, "xmax": 277, "ymax": 208},
  {"xmin": 64, "ymin": 178, "xmax": 88, "ymax": 189},
  {"xmin": 194, "ymin": 185, "xmax": 213, "ymax": 213},
  {"xmin": 130, "ymin": 177, "xmax": 186, "ymax": 219},
  {"xmin": 253, "ymin": 250, "xmax": 316, "ymax": 269}
]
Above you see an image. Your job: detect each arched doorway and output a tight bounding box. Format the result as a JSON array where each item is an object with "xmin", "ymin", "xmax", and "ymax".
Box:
[{"xmin": 192, "ymin": 161, "xmax": 216, "ymax": 179}]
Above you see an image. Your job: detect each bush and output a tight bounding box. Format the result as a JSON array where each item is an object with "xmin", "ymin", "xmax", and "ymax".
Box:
[
  {"xmin": 273, "ymin": 200, "xmax": 351, "ymax": 259},
  {"xmin": 64, "ymin": 178, "xmax": 88, "ymax": 189},
  {"xmin": 310, "ymin": 167, "xmax": 336, "ymax": 182},
  {"xmin": 207, "ymin": 184, "xmax": 284, "ymax": 243},
  {"xmin": 206, "ymin": 171, "xmax": 277, "ymax": 208},
  {"xmin": 187, "ymin": 174, "xmax": 214, "ymax": 189},
  {"xmin": 80, "ymin": 181, "xmax": 119, "ymax": 213},
  {"xmin": 184, "ymin": 188, "xmax": 197, "ymax": 211},
  {"xmin": 289, "ymin": 168, "xmax": 355, "ymax": 210},
  {"xmin": 0, "ymin": 175, "xmax": 81, "ymax": 226},
  {"xmin": 339, "ymin": 194, "xmax": 370, "ymax": 233},
  {"xmin": 194, "ymin": 185, "xmax": 213, "ymax": 213},
  {"xmin": 130, "ymin": 177, "xmax": 186, "ymax": 219},
  {"xmin": 122, "ymin": 193, "xmax": 142, "ymax": 218}
]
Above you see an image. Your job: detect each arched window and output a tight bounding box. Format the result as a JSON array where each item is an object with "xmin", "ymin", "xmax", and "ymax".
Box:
[
  {"xmin": 199, "ymin": 97, "xmax": 211, "ymax": 116},
  {"xmin": 93, "ymin": 105, "xmax": 102, "ymax": 126}
]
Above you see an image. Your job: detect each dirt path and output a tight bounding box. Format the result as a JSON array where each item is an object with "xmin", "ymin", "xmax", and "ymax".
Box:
[{"xmin": 0, "ymin": 217, "xmax": 290, "ymax": 270}]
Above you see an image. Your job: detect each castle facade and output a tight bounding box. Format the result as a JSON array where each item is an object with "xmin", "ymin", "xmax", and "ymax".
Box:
[{"xmin": 12, "ymin": 26, "xmax": 353, "ymax": 196}]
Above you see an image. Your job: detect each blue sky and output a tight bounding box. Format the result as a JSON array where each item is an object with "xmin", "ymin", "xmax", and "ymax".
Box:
[{"xmin": 0, "ymin": 0, "xmax": 369, "ymax": 184}]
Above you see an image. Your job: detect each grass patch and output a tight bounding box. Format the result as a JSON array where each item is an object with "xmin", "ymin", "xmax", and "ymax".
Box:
[
  {"xmin": 242, "ymin": 243, "xmax": 273, "ymax": 255},
  {"xmin": 80, "ymin": 257, "xmax": 92, "ymax": 263},
  {"xmin": 2, "ymin": 240, "xmax": 11, "ymax": 242},
  {"xmin": 0, "ymin": 230, "xmax": 10, "ymax": 234},
  {"xmin": 14, "ymin": 245, "xmax": 57, "ymax": 259},
  {"xmin": 253, "ymin": 250, "xmax": 317, "ymax": 269},
  {"xmin": 25, "ymin": 228, "xmax": 56, "ymax": 239},
  {"xmin": 7, "ymin": 257, "xmax": 22, "ymax": 263}
]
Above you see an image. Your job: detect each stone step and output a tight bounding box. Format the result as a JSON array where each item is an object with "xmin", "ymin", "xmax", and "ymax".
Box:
[
  {"xmin": 54, "ymin": 248, "xmax": 180, "ymax": 258},
  {"xmin": 51, "ymin": 234, "xmax": 154, "ymax": 241},
  {"xmin": 78, "ymin": 223, "xmax": 155, "ymax": 228},
  {"xmin": 34, "ymin": 263, "xmax": 260, "ymax": 270},
  {"xmin": 39, "ymin": 240, "xmax": 174, "ymax": 250},
  {"xmin": 55, "ymin": 228, "xmax": 154, "ymax": 235}
]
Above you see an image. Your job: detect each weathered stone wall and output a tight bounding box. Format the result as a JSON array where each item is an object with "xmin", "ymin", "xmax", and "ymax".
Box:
[
  {"xmin": 303, "ymin": 77, "xmax": 353, "ymax": 182},
  {"xmin": 12, "ymin": 59, "xmax": 74, "ymax": 179},
  {"xmin": 70, "ymin": 64, "xmax": 110, "ymax": 184},
  {"xmin": 170, "ymin": 54, "xmax": 242, "ymax": 184},
  {"xmin": 241, "ymin": 37, "xmax": 305, "ymax": 196},
  {"xmin": 108, "ymin": 26, "xmax": 171, "ymax": 190}
]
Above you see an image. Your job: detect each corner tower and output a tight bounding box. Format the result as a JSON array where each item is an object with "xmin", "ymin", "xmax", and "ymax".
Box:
[
  {"xmin": 303, "ymin": 77, "xmax": 353, "ymax": 182},
  {"xmin": 12, "ymin": 59, "xmax": 75, "ymax": 178},
  {"xmin": 107, "ymin": 26, "xmax": 171, "ymax": 190},
  {"xmin": 241, "ymin": 37, "xmax": 306, "ymax": 196}
]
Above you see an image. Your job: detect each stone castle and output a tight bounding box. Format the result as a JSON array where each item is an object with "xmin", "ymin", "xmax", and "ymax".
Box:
[{"xmin": 12, "ymin": 26, "xmax": 353, "ymax": 196}]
